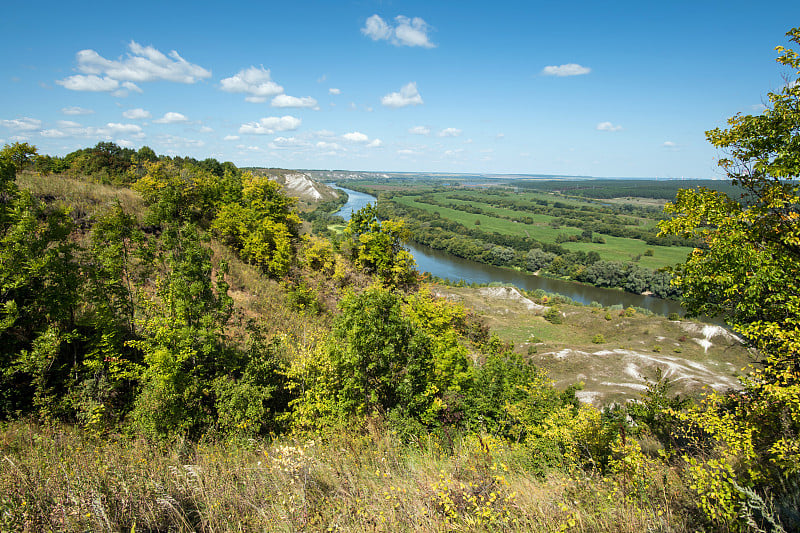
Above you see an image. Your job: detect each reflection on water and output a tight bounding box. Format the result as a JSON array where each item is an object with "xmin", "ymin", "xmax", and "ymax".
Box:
[{"xmin": 330, "ymin": 184, "xmax": 686, "ymax": 316}]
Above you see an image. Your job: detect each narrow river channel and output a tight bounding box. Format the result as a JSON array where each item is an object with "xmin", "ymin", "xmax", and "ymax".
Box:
[{"xmin": 330, "ymin": 185, "xmax": 687, "ymax": 317}]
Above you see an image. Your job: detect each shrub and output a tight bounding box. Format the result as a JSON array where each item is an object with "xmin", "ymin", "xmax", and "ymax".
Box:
[
  {"xmin": 591, "ymin": 334, "xmax": 606, "ymax": 344},
  {"xmin": 544, "ymin": 307, "xmax": 562, "ymax": 324}
]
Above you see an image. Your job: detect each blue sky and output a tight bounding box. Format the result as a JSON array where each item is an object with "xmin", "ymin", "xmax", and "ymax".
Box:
[{"xmin": 1, "ymin": 1, "xmax": 798, "ymax": 178}]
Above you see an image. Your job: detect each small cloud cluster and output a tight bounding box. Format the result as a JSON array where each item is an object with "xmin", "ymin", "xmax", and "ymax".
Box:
[
  {"xmin": 272, "ymin": 94, "xmax": 318, "ymax": 108},
  {"xmin": 438, "ymin": 127, "xmax": 461, "ymax": 137},
  {"xmin": 220, "ymin": 65, "xmax": 283, "ymax": 103},
  {"xmin": 596, "ymin": 121, "xmax": 622, "ymax": 132},
  {"xmin": 153, "ymin": 112, "xmax": 188, "ymax": 124},
  {"xmin": 342, "ymin": 131, "xmax": 382, "ymax": 147},
  {"xmin": 123, "ymin": 108, "xmax": 151, "ymax": 120},
  {"xmin": 541, "ymin": 63, "xmax": 591, "ymax": 77},
  {"xmin": 381, "ymin": 82, "xmax": 423, "ymax": 108},
  {"xmin": 239, "ymin": 115, "xmax": 302, "ymax": 135},
  {"xmin": 362, "ymin": 15, "xmax": 435, "ymax": 48},
  {"xmin": 409, "ymin": 125, "xmax": 429, "ymax": 135},
  {"xmin": 57, "ymin": 41, "xmax": 211, "ymax": 97},
  {"xmin": 61, "ymin": 106, "xmax": 94, "ymax": 116},
  {"xmin": 1, "ymin": 117, "xmax": 42, "ymax": 131},
  {"xmin": 220, "ymin": 65, "xmax": 317, "ymax": 107}
]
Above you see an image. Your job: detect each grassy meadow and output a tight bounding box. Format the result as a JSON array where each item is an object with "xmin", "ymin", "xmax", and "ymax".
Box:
[{"xmin": 390, "ymin": 187, "xmax": 694, "ymax": 270}]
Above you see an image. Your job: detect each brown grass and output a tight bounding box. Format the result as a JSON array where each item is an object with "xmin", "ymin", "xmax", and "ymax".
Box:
[
  {"xmin": 16, "ymin": 171, "xmax": 146, "ymax": 222},
  {"xmin": 0, "ymin": 421, "xmax": 695, "ymax": 532}
]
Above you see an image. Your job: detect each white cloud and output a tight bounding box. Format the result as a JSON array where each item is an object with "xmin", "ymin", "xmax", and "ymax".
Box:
[
  {"xmin": 329, "ymin": 88, "xmax": 341, "ymax": 95},
  {"xmin": 381, "ymin": 82, "xmax": 423, "ymax": 108},
  {"xmin": 57, "ymin": 41, "xmax": 210, "ymax": 93},
  {"xmin": 362, "ymin": 15, "xmax": 392, "ymax": 41},
  {"xmin": 57, "ymin": 74, "xmax": 120, "ymax": 92},
  {"xmin": 117, "ymin": 139, "xmax": 135, "ymax": 148},
  {"xmin": 367, "ymin": 139, "xmax": 383, "ymax": 148},
  {"xmin": 362, "ymin": 14, "xmax": 435, "ymax": 48},
  {"xmin": 409, "ymin": 125, "xmax": 430, "ymax": 135},
  {"xmin": 61, "ymin": 106, "xmax": 93, "ymax": 115},
  {"xmin": 220, "ymin": 66, "xmax": 284, "ymax": 102},
  {"xmin": 39, "ymin": 121, "xmax": 144, "ymax": 140},
  {"xmin": 123, "ymin": 108, "xmax": 151, "ymax": 119},
  {"xmin": 239, "ymin": 116, "xmax": 301, "ymax": 134},
  {"xmin": 397, "ymin": 148, "xmax": 417, "ymax": 155},
  {"xmin": 199, "ymin": 126, "xmax": 213, "ymax": 133},
  {"xmin": 662, "ymin": 141, "xmax": 676, "ymax": 147},
  {"xmin": 270, "ymin": 136, "xmax": 309, "ymax": 149},
  {"xmin": 596, "ymin": 121, "xmax": 623, "ymax": 132},
  {"xmin": 444, "ymin": 148, "xmax": 464, "ymax": 156},
  {"xmin": 78, "ymin": 42, "xmax": 209, "ymax": 82},
  {"xmin": 316, "ymin": 141, "xmax": 341, "ymax": 150},
  {"xmin": 495, "ymin": 133, "xmax": 505, "ymax": 140},
  {"xmin": 40, "ymin": 129, "xmax": 67, "ymax": 138},
  {"xmin": 393, "ymin": 16, "xmax": 435, "ymax": 48},
  {"xmin": 223, "ymin": 135, "xmax": 240, "ymax": 141},
  {"xmin": 104, "ymin": 123, "xmax": 143, "ymax": 135},
  {"xmin": 154, "ymin": 112, "xmax": 188, "ymax": 124},
  {"xmin": 342, "ymin": 131, "xmax": 369, "ymax": 142},
  {"xmin": 1, "ymin": 117, "xmax": 42, "ymax": 131},
  {"xmin": 438, "ymin": 127, "xmax": 462, "ymax": 137},
  {"xmin": 542, "ymin": 63, "xmax": 591, "ymax": 77},
  {"xmin": 271, "ymin": 94, "xmax": 318, "ymax": 108}
]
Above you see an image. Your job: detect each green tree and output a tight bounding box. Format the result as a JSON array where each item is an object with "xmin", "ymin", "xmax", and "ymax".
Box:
[
  {"xmin": 344, "ymin": 204, "xmax": 417, "ymax": 289},
  {"xmin": 0, "ymin": 142, "xmax": 38, "ymax": 172},
  {"xmin": 0, "ymin": 190, "xmax": 80, "ymax": 418},
  {"xmin": 659, "ymin": 27, "xmax": 800, "ymax": 531},
  {"xmin": 212, "ymin": 172, "xmax": 299, "ymax": 277},
  {"xmin": 127, "ymin": 222, "xmax": 234, "ymax": 438},
  {"xmin": 329, "ymin": 287, "xmax": 432, "ymax": 421}
]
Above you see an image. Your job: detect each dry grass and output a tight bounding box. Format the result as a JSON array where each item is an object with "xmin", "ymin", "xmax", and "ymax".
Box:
[
  {"xmin": 0, "ymin": 421, "xmax": 695, "ymax": 532},
  {"xmin": 16, "ymin": 171, "xmax": 146, "ymax": 222}
]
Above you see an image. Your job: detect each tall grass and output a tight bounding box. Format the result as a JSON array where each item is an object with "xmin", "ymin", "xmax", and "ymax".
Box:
[
  {"xmin": 16, "ymin": 171, "xmax": 145, "ymax": 221},
  {"xmin": 0, "ymin": 421, "xmax": 695, "ymax": 532}
]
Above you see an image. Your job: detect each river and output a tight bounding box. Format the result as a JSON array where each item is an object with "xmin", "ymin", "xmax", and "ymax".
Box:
[{"xmin": 330, "ymin": 185, "xmax": 686, "ymax": 316}]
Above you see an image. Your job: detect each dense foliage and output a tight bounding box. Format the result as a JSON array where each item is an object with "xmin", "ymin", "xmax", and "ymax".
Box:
[
  {"xmin": 2, "ymin": 28, "xmax": 800, "ymax": 531},
  {"xmin": 658, "ymin": 27, "xmax": 800, "ymax": 530}
]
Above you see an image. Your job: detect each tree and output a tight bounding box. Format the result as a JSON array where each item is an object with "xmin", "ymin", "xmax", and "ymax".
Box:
[
  {"xmin": 344, "ymin": 204, "xmax": 417, "ymax": 289},
  {"xmin": 0, "ymin": 142, "xmax": 38, "ymax": 172},
  {"xmin": 212, "ymin": 172, "xmax": 300, "ymax": 277},
  {"xmin": 659, "ymin": 28, "xmax": 800, "ymax": 530}
]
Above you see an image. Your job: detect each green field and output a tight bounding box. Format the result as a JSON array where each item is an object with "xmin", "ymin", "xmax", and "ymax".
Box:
[{"xmin": 390, "ymin": 187, "xmax": 691, "ymax": 270}]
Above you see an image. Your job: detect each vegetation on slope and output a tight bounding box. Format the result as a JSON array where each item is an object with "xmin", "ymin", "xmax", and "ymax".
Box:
[{"xmin": 1, "ymin": 26, "xmax": 800, "ymax": 533}]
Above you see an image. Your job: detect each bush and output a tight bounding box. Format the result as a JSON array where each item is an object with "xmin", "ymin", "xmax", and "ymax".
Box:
[
  {"xmin": 591, "ymin": 334, "xmax": 606, "ymax": 344},
  {"xmin": 543, "ymin": 307, "xmax": 562, "ymax": 324}
]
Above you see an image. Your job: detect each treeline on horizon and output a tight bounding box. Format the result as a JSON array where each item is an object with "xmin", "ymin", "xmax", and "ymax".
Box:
[{"xmin": 514, "ymin": 178, "xmax": 749, "ymax": 201}]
